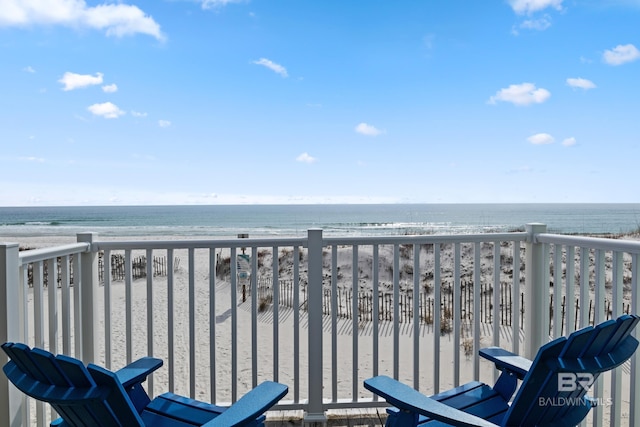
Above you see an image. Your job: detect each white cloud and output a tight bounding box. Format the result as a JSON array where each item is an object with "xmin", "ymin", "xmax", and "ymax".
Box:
[
  {"xmin": 201, "ymin": 0, "xmax": 245, "ymax": 9},
  {"xmin": 562, "ymin": 137, "xmax": 576, "ymax": 146},
  {"xmin": 158, "ymin": 120, "xmax": 171, "ymax": 128},
  {"xmin": 23, "ymin": 65, "xmax": 36, "ymax": 73},
  {"xmin": 488, "ymin": 83, "xmax": 551, "ymax": 106},
  {"xmin": 509, "ymin": 0, "xmax": 563, "ymax": 14},
  {"xmin": 519, "ymin": 16, "xmax": 552, "ymax": 31},
  {"xmin": 527, "ymin": 133, "xmax": 555, "ymax": 145},
  {"xmin": 59, "ymin": 72, "xmax": 103, "ymax": 91},
  {"xmin": 566, "ymin": 77, "xmax": 596, "ymax": 90},
  {"xmin": 603, "ymin": 44, "xmax": 640, "ymax": 66},
  {"xmin": 19, "ymin": 156, "xmax": 45, "ymax": 163},
  {"xmin": 131, "ymin": 111, "xmax": 147, "ymax": 117},
  {"xmin": 296, "ymin": 152, "xmax": 317, "ymax": 163},
  {"xmin": 102, "ymin": 83, "xmax": 118, "ymax": 93},
  {"xmin": 252, "ymin": 58, "xmax": 288, "ymax": 77},
  {"xmin": 87, "ymin": 102, "xmax": 125, "ymax": 119},
  {"xmin": 508, "ymin": 165, "xmax": 534, "ymax": 174},
  {"xmin": 355, "ymin": 123, "xmax": 383, "ymax": 136},
  {"xmin": 0, "ymin": 0, "xmax": 164, "ymax": 40},
  {"xmin": 423, "ymin": 33, "xmax": 436, "ymax": 50}
]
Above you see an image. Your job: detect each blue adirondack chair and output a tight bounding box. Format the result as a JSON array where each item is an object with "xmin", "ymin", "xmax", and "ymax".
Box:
[
  {"xmin": 2, "ymin": 342, "xmax": 288, "ymax": 427},
  {"xmin": 364, "ymin": 314, "xmax": 640, "ymax": 427}
]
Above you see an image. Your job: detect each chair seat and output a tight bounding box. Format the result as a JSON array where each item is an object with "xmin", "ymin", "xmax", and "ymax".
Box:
[
  {"xmin": 141, "ymin": 392, "xmax": 264, "ymax": 427},
  {"xmin": 388, "ymin": 381, "xmax": 509, "ymax": 426}
]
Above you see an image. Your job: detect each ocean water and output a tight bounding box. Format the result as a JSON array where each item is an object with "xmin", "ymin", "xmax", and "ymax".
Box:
[{"xmin": 1, "ymin": 204, "xmax": 639, "ymax": 238}]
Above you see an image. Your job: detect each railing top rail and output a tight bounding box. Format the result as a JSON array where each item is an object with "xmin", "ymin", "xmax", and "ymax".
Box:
[
  {"xmin": 94, "ymin": 237, "xmax": 308, "ymax": 251},
  {"xmin": 537, "ymin": 232, "xmax": 640, "ymax": 253},
  {"xmin": 18, "ymin": 243, "xmax": 90, "ymax": 266},
  {"xmin": 324, "ymin": 232, "xmax": 528, "ymax": 246},
  {"xmin": 92, "ymin": 232, "xmax": 529, "ymax": 252}
]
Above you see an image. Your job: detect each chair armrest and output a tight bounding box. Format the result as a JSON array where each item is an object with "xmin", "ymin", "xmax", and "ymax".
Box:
[
  {"xmin": 114, "ymin": 357, "xmax": 163, "ymax": 389},
  {"xmin": 364, "ymin": 376, "xmax": 499, "ymax": 427},
  {"xmin": 479, "ymin": 347, "xmax": 532, "ymax": 380},
  {"xmin": 204, "ymin": 381, "xmax": 288, "ymax": 427}
]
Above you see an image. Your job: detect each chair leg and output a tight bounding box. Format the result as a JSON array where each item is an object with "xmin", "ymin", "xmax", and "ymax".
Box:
[
  {"xmin": 124, "ymin": 383, "xmax": 151, "ymax": 413},
  {"xmin": 493, "ymin": 371, "xmax": 518, "ymax": 401},
  {"xmin": 386, "ymin": 408, "xmax": 419, "ymax": 427}
]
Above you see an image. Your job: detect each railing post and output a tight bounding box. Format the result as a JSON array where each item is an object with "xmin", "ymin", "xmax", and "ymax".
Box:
[
  {"xmin": 304, "ymin": 229, "xmax": 327, "ymax": 425},
  {"xmin": 77, "ymin": 233, "xmax": 99, "ymax": 364},
  {"xmin": 525, "ymin": 223, "xmax": 548, "ymax": 360},
  {"xmin": 1, "ymin": 242, "xmax": 23, "ymax": 427}
]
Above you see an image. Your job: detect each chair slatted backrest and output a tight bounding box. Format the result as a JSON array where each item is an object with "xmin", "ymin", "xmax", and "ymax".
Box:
[
  {"xmin": 503, "ymin": 314, "xmax": 640, "ymax": 426},
  {"xmin": 2, "ymin": 342, "xmax": 145, "ymax": 427}
]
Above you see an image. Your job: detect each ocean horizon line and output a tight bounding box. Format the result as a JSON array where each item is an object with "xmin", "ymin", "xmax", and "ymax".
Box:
[{"xmin": 2, "ymin": 204, "xmax": 640, "ymax": 238}]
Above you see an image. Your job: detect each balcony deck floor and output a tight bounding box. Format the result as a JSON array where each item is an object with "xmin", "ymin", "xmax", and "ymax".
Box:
[{"xmin": 266, "ymin": 409, "xmax": 386, "ymax": 426}]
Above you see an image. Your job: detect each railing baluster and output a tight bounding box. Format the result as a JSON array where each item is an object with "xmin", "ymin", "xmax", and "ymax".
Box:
[
  {"xmin": 454, "ymin": 242, "xmax": 462, "ymax": 387},
  {"xmin": 565, "ymin": 246, "xmax": 575, "ymax": 336},
  {"xmin": 473, "ymin": 242, "xmax": 481, "ymax": 380},
  {"xmin": 491, "ymin": 242, "xmax": 500, "ymax": 384},
  {"xmin": 230, "ymin": 247, "xmax": 238, "ymax": 402},
  {"xmin": 543, "ymin": 241, "xmax": 551, "ymax": 340},
  {"xmin": 631, "ymin": 253, "xmax": 640, "ymax": 427},
  {"xmin": 60, "ymin": 255, "xmax": 71, "ymax": 356},
  {"xmin": 331, "ymin": 244, "xmax": 338, "ymax": 402},
  {"xmin": 372, "ymin": 244, "xmax": 380, "ymax": 401},
  {"xmin": 21, "ymin": 266, "xmax": 30, "ymax": 426},
  {"xmin": 188, "ymin": 247, "xmax": 196, "ymax": 399},
  {"xmin": 33, "ymin": 262, "xmax": 44, "ymax": 349},
  {"xmin": 32, "ymin": 261, "xmax": 45, "ymax": 426},
  {"xmin": 103, "ymin": 250, "xmax": 111, "ymax": 369},
  {"xmin": 167, "ymin": 249, "xmax": 175, "ymax": 394},
  {"xmin": 352, "ymin": 245, "xmax": 359, "ymax": 400},
  {"xmin": 47, "ymin": 258, "xmax": 58, "ymax": 355},
  {"xmin": 250, "ymin": 247, "xmax": 257, "ymax": 391},
  {"xmin": 393, "ymin": 244, "xmax": 400, "ymax": 380},
  {"xmin": 209, "ymin": 248, "xmax": 217, "ymax": 399},
  {"xmin": 512, "ymin": 241, "xmax": 521, "ymax": 356},
  {"xmin": 579, "ymin": 247, "xmax": 590, "ymax": 329},
  {"xmin": 292, "ymin": 245, "xmax": 300, "ymax": 403},
  {"xmin": 413, "ymin": 243, "xmax": 420, "ymax": 390},
  {"xmin": 552, "ymin": 244, "xmax": 562, "ymax": 339},
  {"xmin": 433, "ymin": 243, "xmax": 441, "ymax": 393},
  {"xmin": 592, "ymin": 249, "xmax": 606, "ymax": 427},
  {"xmin": 146, "ymin": 248, "xmax": 154, "ymax": 396},
  {"xmin": 73, "ymin": 255, "xmax": 82, "ymax": 358},
  {"xmin": 272, "ymin": 246, "xmax": 280, "ymax": 383},
  {"xmin": 610, "ymin": 251, "xmax": 624, "ymax": 426},
  {"xmin": 124, "ymin": 250, "xmax": 133, "ymax": 364}
]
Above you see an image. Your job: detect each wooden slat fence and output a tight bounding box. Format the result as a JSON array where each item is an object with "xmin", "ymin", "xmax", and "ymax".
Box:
[
  {"xmin": 256, "ymin": 277, "xmax": 628, "ymax": 330},
  {"xmin": 24, "ymin": 253, "xmax": 180, "ymax": 287}
]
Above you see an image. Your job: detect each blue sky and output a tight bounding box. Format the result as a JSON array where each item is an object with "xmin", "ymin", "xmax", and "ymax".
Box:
[{"xmin": 1, "ymin": 0, "xmax": 639, "ymax": 206}]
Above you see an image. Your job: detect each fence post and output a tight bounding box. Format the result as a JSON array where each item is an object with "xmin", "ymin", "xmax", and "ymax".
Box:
[
  {"xmin": 77, "ymin": 233, "xmax": 99, "ymax": 364},
  {"xmin": 304, "ymin": 229, "xmax": 327, "ymax": 425},
  {"xmin": 1, "ymin": 243, "xmax": 23, "ymax": 427},
  {"xmin": 525, "ymin": 223, "xmax": 548, "ymax": 360}
]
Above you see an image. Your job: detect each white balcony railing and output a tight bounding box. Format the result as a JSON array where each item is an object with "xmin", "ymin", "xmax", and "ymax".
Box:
[{"xmin": 1, "ymin": 224, "xmax": 640, "ymax": 426}]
